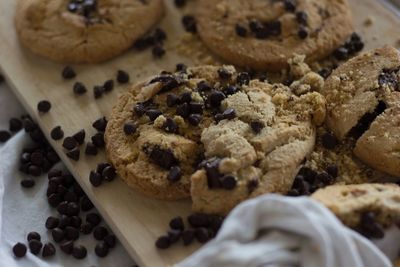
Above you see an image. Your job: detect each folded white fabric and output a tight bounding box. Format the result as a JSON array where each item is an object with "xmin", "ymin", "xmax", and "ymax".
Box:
[{"xmin": 177, "ymin": 195, "xmax": 392, "ymax": 267}]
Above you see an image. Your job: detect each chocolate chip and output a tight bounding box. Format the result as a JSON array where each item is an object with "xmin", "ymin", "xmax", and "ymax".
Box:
[
  {"xmin": 179, "ymin": 92, "xmax": 192, "ymax": 104},
  {"xmin": 209, "ymin": 91, "xmax": 226, "ymax": 107},
  {"xmin": 168, "ymin": 229, "xmax": 181, "ymax": 243},
  {"xmin": 197, "ymin": 81, "xmax": 212, "ymax": 91},
  {"xmin": 67, "ymin": 202, "xmax": 80, "ymax": 216},
  {"xmin": 117, "ymin": 70, "xmax": 130, "ymax": 84},
  {"xmin": 104, "ymin": 234, "xmax": 116, "ymax": 248},
  {"xmin": 326, "ymin": 165, "xmax": 338, "ymax": 178},
  {"xmin": 103, "ymin": 79, "xmax": 114, "ymax": 92},
  {"xmin": 296, "ymin": 11, "xmax": 308, "ymax": 25},
  {"xmin": 358, "ymin": 212, "xmax": 385, "ymax": 239},
  {"xmin": 12, "ymin": 242, "xmax": 27, "ymax": 258},
  {"xmin": 176, "ymin": 63, "xmax": 187, "ymax": 72},
  {"xmin": 80, "ymin": 222, "xmax": 94, "ymax": 234},
  {"xmin": 93, "ymin": 226, "xmax": 109, "ymax": 240},
  {"xmin": 73, "ymin": 82, "xmax": 87, "ymax": 95},
  {"xmin": 89, "ymin": 171, "xmax": 103, "ymax": 187},
  {"xmin": 235, "ymin": 24, "xmax": 248, "ymax": 37},
  {"xmin": 57, "ymin": 201, "xmax": 69, "ymax": 215},
  {"xmin": 189, "ymin": 102, "xmax": 203, "ymax": 114},
  {"xmin": 152, "ymin": 45, "xmax": 166, "ymax": 58},
  {"xmin": 224, "ymin": 85, "xmax": 239, "ymax": 96},
  {"xmin": 80, "ymin": 196, "xmax": 94, "ymax": 211},
  {"xmin": 237, "ymin": 72, "xmax": 250, "ymax": 85},
  {"xmin": 298, "ymin": 26, "xmax": 308, "ymax": 39},
  {"xmin": 94, "ymin": 86, "xmax": 104, "ymax": 98},
  {"xmin": 188, "ymin": 213, "xmax": 210, "ymax": 228},
  {"xmin": 163, "ymin": 118, "xmax": 179, "ymax": 134},
  {"xmin": 28, "ymin": 165, "xmax": 41, "ymax": 176},
  {"xmin": 167, "ymin": 166, "xmax": 182, "ymax": 182},
  {"xmin": 133, "ymin": 103, "xmax": 146, "ymax": 116},
  {"xmin": 21, "ymin": 178, "xmax": 35, "ymax": 188},
  {"xmin": 58, "ymin": 215, "xmax": 71, "ymax": 229},
  {"xmin": 62, "ymin": 66, "xmax": 76, "ymax": 79},
  {"xmin": 149, "ymin": 146, "xmax": 178, "ymax": 169},
  {"xmin": 195, "ymin": 227, "xmax": 210, "ymax": 243},
  {"xmin": 92, "ymin": 117, "xmax": 108, "ymax": 132},
  {"xmin": 50, "ymin": 126, "xmax": 64, "ymax": 140},
  {"xmin": 316, "ymin": 171, "xmax": 334, "ymax": 185},
  {"xmin": 146, "ymin": 109, "xmax": 162, "ymax": 121},
  {"xmin": 37, "ymin": 100, "xmax": 51, "ymax": 113},
  {"xmin": 102, "ymin": 165, "xmax": 116, "ymax": 181},
  {"xmin": 247, "ymin": 178, "xmax": 259, "ymax": 194},
  {"xmin": 66, "ymin": 147, "xmax": 80, "ymax": 161},
  {"xmin": 65, "ymin": 226, "xmax": 80, "ymax": 241},
  {"xmin": 167, "ymin": 93, "xmax": 180, "ymax": 107},
  {"xmin": 218, "ymin": 68, "xmax": 232, "ymax": 80},
  {"xmin": 318, "ymin": 68, "xmax": 331, "ymax": 79},
  {"xmin": 42, "ymin": 242, "xmax": 56, "ymax": 257},
  {"xmin": 321, "ymin": 133, "xmax": 338, "ymax": 150},
  {"xmin": 91, "ymin": 132, "xmax": 105, "ymax": 148},
  {"xmin": 27, "ymin": 232, "xmax": 41, "ymax": 242},
  {"xmin": 284, "ymin": 0, "xmax": 296, "ymax": 12},
  {"xmin": 85, "ymin": 142, "xmax": 98, "ymax": 155},
  {"xmin": 52, "ymin": 228, "xmax": 65, "ymax": 243},
  {"xmin": 0, "ymin": 130, "xmax": 11, "ymax": 143},
  {"xmin": 221, "ymin": 175, "xmax": 237, "ymax": 190},
  {"xmin": 28, "ymin": 240, "xmax": 42, "ymax": 255},
  {"xmin": 63, "ymin": 137, "xmax": 78, "ymax": 150},
  {"xmin": 60, "ymin": 240, "xmax": 74, "ymax": 254},
  {"xmin": 170, "ymin": 216, "xmax": 185, "ymax": 231},
  {"xmin": 176, "ymin": 103, "xmax": 190, "ymax": 118},
  {"xmin": 48, "ymin": 193, "xmax": 63, "ymax": 207},
  {"xmin": 72, "ymin": 129, "xmax": 86, "ymax": 145},
  {"xmin": 95, "ymin": 242, "xmax": 109, "ymax": 257},
  {"xmin": 182, "ymin": 230, "xmax": 195, "ymax": 246},
  {"xmin": 123, "ymin": 122, "xmax": 137, "ymax": 135},
  {"xmin": 86, "ymin": 213, "xmax": 102, "ymax": 226},
  {"xmin": 182, "ymin": 15, "xmax": 197, "ymax": 33},
  {"xmin": 188, "ymin": 114, "xmax": 202, "ymax": 126},
  {"xmin": 250, "ymin": 121, "xmax": 265, "ymax": 134},
  {"xmin": 155, "ymin": 236, "xmax": 170, "ymax": 249},
  {"xmin": 9, "ymin": 118, "xmax": 22, "ymax": 132},
  {"xmin": 222, "ymin": 108, "xmax": 236, "ymax": 120},
  {"xmin": 204, "ymin": 159, "xmax": 222, "ymax": 189},
  {"xmin": 174, "ymin": 0, "xmax": 186, "ymax": 8},
  {"xmin": 70, "ymin": 216, "xmax": 82, "ymax": 228},
  {"xmin": 72, "ymin": 245, "xmax": 87, "ymax": 259},
  {"xmin": 333, "ymin": 47, "xmax": 349, "ymax": 60}
]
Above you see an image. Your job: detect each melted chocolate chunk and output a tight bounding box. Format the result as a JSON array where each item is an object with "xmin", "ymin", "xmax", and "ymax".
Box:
[{"xmin": 348, "ymin": 101, "xmax": 386, "ymax": 139}]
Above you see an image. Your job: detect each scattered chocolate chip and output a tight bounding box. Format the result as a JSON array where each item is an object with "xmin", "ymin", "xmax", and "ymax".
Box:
[
  {"xmin": 65, "ymin": 226, "xmax": 80, "ymax": 241},
  {"xmin": 86, "ymin": 213, "xmax": 102, "ymax": 226},
  {"xmin": 62, "ymin": 66, "xmax": 76, "ymax": 79},
  {"xmin": 188, "ymin": 213, "xmax": 210, "ymax": 228},
  {"xmin": 167, "ymin": 166, "xmax": 182, "ymax": 182},
  {"xmin": 37, "ymin": 100, "xmax": 52, "ymax": 113},
  {"xmin": 63, "ymin": 137, "xmax": 78, "ymax": 150},
  {"xmin": 321, "ymin": 132, "xmax": 338, "ymax": 150},
  {"xmin": 12, "ymin": 242, "xmax": 27, "ymax": 258},
  {"xmin": 80, "ymin": 196, "xmax": 94, "ymax": 211},
  {"xmin": 104, "ymin": 234, "xmax": 116, "ymax": 248},
  {"xmin": 152, "ymin": 45, "xmax": 166, "ymax": 58},
  {"xmin": 73, "ymin": 82, "xmax": 87, "ymax": 95},
  {"xmin": 72, "ymin": 245, "xmax": 87, "ymax": 259},
  {"xmin": 72, "ymin": 129, "xmax": 86, "ymax": 145},
  {"xmin": 70, "ymin": 216, "xmax": 82, "ymax": 228},
  {"xmin": 170, "ymin": 216, "xmax": 184, "ymax": 231},
  {"xmin": 117, "ymin": 70, "xmax": 130, "ymax": 84},
  {"xmin": 333, "ymin": 47, "xmax": 349, "ymax": 60},
  {"xmin": 58, "ymin": 215, "xmax": 71, "ymax": 229},
  {"xmin": 66, "ymin": 147, "xmax": 80, "ymax": 161},
  {"xmin": 50, "ymin": 126, "xmax": 64, "ymax": 140},
  {"xmin": 0, "ymin": 130, "xmax": 11, "ymax": 143},
  {"xmin": 93, "ymin": 85, "xmax": 104, "ymax": 99},
  {"xmin": 102, "ymin": 165, "xmax": 116, "ymax": 181},
  {"xmin": 155, "ymin": 236, "xmax": 170, "ymax": 249},
  {"xmin": 93, "ymin": 226, "xmax": 109, "ymax": 240},
  {"xmin": 182, "ymin": 230, "xmax": 195, "ymax": 246},
  {"xmin": 9, "ymin": 118, "xmax": 22, "ymax": 132},
  {"xmin": 52, "ymin": 228, "xmax": 65, "ymax": 243},
  {"xmin": 357, "ymin": 212, "xmax": 385, "ymax": 239},
  {"xmin": 235, "ymin": 24, "xmax": 248, "ymax": 37},
  {"xmin": 182, "ymin": 15, "xmax": 197, "ymax": 33},
  {"xmin": 89, "ymin": 171, "xmax": 103, "ymax": 187},
  {"xmin": 85, "ymin": 142, "xmax": 98, "ymax": 155},
  {"xmin": 91, "ymin": 132, "xmax": 105, "ymax": 148},
  {"xmin": 195, "ymin": 227, "xmax": 210, "ymax": 243},
  {"xmin": 42, "ymin": 242, "xmax": 56, "ymax": 257},
  {"xmin": 26, "ymin": 232, "xmax": 41, "ymax": 242},
  {"xmin": 48, "ymin": 193, "xmax": 63, "ymax": 208},
  {"xmin": 95, "ymin": 242, "xmax": 109, "ymax": 257},
  {"xmin": 60, "ymin": 240, "xmax": 74, "ymax": 254},
  {"xmin": 103, "ymin": 80, "xmax": 114, "ymax": 92},
  {"xmin": 28, "ymin": 239, "xmax": 43, "ymax": 255},
  {"xmin": 21, "ymin": 178, "xmax": 35, "ymax": 188}
]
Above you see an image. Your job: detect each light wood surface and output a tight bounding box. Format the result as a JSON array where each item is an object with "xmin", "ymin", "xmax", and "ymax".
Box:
[{"xmin": 1, "ymin": 0, "xmax": 400, "ymax": 266}]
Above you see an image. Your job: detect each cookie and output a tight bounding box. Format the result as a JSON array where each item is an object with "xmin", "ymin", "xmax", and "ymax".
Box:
[
  {"xmin": 321, "ymin": 46, "xmax": 400, "ymax": 177},
  {"xmin": 195, "ymin": 0, "xmax": 353, "ymax": 71},
  {"xmin": 105, "ymin": 65, "xmax": 326, "ymax": 202},
  {"xmin": 15, "ymin": 0, "xmax": 164, "ymax": 63},
  {"xmin": 312, "ymin": 183, "xmax": 400, "ymax": 228}
]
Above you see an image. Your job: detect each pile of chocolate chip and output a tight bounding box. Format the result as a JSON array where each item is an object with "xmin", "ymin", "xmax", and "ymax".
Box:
[
  {"xmin": 156, "ymin": 213, "xmax": 224, "ymax": 249},
  {"xmin": 333, "ymin": 32, "xmax": 364, "ymax": 61}
]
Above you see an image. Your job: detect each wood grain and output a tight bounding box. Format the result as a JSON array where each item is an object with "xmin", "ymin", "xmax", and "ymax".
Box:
[{"xmin": 0, "ymin": 0, "xmax": 400, "ymax": 266}]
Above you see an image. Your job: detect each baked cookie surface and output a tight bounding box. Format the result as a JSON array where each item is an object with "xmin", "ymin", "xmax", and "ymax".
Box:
[
  {"xmin": 15, "ymin": 0, "xmax": 164, "ymax": 63},
  {"xmin": 196, "ymin": 0, "xmax": 353, "ymax": 71},
  {"xmin": 321, "ymin": 46, "xmax": 400, "ymax": 177},
  {"xmin": 312, "ymin": 183, "xmax": 400, "ymax": 229},
  {"xmin": 105, "ymin": 65, "xmax": 326, "ymax": 203}
]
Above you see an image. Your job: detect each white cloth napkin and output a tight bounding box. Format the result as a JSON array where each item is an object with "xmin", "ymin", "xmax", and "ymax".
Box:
[
  {"xmin": 0, "ymin": 83, "xmax": 135, "ymax": 267},
  {"xmin": 178, "ymin": 195, "xmax": 395, "ymax": 267}
]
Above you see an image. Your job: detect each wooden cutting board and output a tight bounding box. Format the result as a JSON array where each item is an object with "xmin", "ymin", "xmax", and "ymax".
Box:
[{"xmin": 0, "ymin": 0, "xmax": 400, "ymax": 266}]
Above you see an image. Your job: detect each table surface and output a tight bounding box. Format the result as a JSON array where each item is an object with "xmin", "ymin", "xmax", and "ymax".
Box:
[{"xmin": 1, "ymin": 0, "xmax": 400, "ymax": 266}]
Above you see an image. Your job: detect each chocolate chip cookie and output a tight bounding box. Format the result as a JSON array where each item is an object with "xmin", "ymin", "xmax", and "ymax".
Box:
[
  {"xmin": 105, "ymin": 65, "xmax": 326, "ymax": 203},
  {"xmin": 195, "ymin": 0, "xmax": 353, "ymax": 71},
  {"xmin": 15, "ymin": 0, "xmax": 164, "ymax": 63},
  {"xmin": 312, "ymin": 183, "xmax": 400, "ymax": 231},
  {"xmin": 321, "ymin": 46, "xmax": 400, "ymax": 177}
]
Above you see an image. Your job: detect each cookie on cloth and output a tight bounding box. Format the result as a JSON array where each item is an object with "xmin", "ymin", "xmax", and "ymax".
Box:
[
  {"xmin": 195, "ymin": 0, "xmax": 353, "ymax": 71},
  {"xmin": 15, "ymin": 0, "xmax": 164, "ymax": 63},
  {"xmin": 321, "ymin": 46, "xmax": 400, "ymax": 177},
  {"xmin": 312, "ymin": 183, "xmax": 400, "ymax": 237},
  {"xmin": 105, "ymin": 65, "xmax": 326, "ymax": 202}
]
